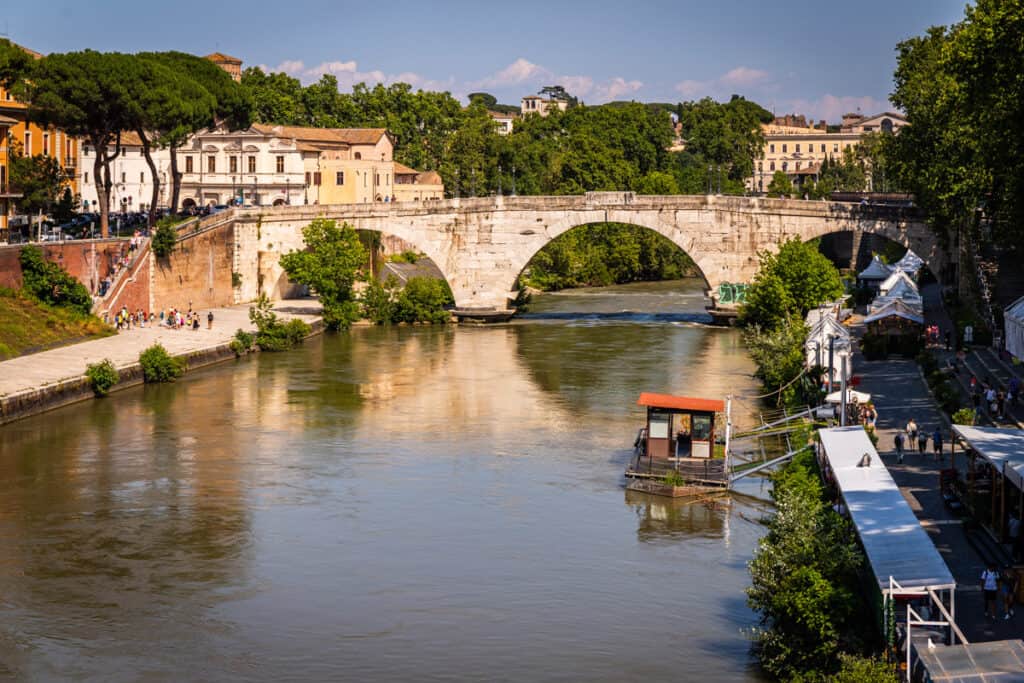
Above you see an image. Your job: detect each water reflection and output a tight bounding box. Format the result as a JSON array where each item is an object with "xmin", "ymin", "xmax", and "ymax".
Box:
[{"xmin": 0, "ymin": 280, "xmax": 770, "ymax": 681}]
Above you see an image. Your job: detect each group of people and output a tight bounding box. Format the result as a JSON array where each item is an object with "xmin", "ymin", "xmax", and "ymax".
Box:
[
  {"xmin": 981, "ymin": 562, "xmax": 1018, "ymax": 621},
  {"xmin": 161, "ymin": 307, "xmax": 213, "ymax": 331},
  {"xmin": 113, "ymin": 306, "xmax": 152, "ymax": 330},
  {"xmin": 109, "ymin": 303, "xmax": 214, "ymax": 333},
  {"xmin": 893, "ymin": 418, "xmax": 944, "ymax": 463},
  {"xmin": 925, "ymin": 324, "xmax": 951, "ymax": 350},
  {"xmin": 969, "ymin": 375, "xmax": 1019, "ymax": 421}
]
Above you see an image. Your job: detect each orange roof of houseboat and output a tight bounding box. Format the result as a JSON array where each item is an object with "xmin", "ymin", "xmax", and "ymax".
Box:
[{"xmin": 637, "ymin": 393, "xmax": 725, "ymax": 413}]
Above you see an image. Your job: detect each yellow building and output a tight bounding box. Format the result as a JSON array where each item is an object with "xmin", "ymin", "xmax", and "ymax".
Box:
[
  {"xmin": 0, "ymin": 42, "xmax": 80, "ymax": 230},
  {"xmin": 251, "ymin": 125, "xmax": 443, "ymax": 204},
  {"xmin": 749, "ymin": 112, "xmax": 908, "ymax": 193},
  {"xmin": 0, "ymin": 113, "xmax": 19, "ymax": 233}
]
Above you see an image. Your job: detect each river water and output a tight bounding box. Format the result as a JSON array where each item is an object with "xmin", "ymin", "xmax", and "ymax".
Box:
[{"xmin": 0, "ymin": 279, "xmax": 772, "ymax": 682}]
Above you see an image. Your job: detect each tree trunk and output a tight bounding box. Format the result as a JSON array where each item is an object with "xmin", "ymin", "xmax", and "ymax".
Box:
[
  {"xmin": 137, "ymin": 129, "xmax": 161, "ymax": 227},
  {"xmin": 169, "ymin": 145, "xmax": 182, "ymax": 214},
  {"xmin": 93, "ymin": 145, "xmax": 110, "ymax": 239}
]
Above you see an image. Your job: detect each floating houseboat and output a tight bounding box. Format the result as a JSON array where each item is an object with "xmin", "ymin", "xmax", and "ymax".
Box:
[{"xmin": 627, "ymin": 393, "xmax": 731, "ymax": 497}]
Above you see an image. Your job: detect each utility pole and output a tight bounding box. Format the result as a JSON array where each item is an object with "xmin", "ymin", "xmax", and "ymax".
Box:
[{"xmin": 840, "ymin": 355, "xmax": 848, "ymax": 427}]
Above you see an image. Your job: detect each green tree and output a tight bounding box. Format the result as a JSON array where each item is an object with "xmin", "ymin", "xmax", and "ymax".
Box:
[
  {"xmin": 0, "ymin": 38, "xmax": 35, "ymax": 90},
  {"xmin": 635, "ymin": 170, "xmax": 679, "ymax": 194},
  {"xmin": 770, "ymin": 239, "xmax": 845, "ymax": 316},
  {"xmin": 146, "ymin": 52, "xmax": 252, "ymax": 213},
  {"xmin": 9, "ymin": 149, "xmax": 66, "ymax": 234},
  {"xmin": 25, "ymin": 51, "xmax": 136, "ymax": 237},
  {"xmin": 392, "ymin": 277, "xmax": 453, "ymax": 324},
  {"xmin": 279, "ymin": 218, "xmax": 366, "ymax": 330},
  {"xmin": 766, "ymin": 170, "xmax": 793, "ymax": 197},
  {"xmin": 52, "ymin": 188, "xmax": 80, "ymax": 224}
]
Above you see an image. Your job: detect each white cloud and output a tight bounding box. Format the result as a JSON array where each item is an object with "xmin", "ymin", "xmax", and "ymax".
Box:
[
  {"xmin": 675, "ymin": 66, "xmax": 773, "ymax": 100},
  {"xmin": 470, "ymin": 58, "xmax": 550, "ymax": 89},
  {"xmin": 787, "ymin": 94, "xmax": 890, "ymax": 123},
  {"xmin": 594, "ymin": 77, "xmax": 643, "ymax": 102},
  {"xmin": 720, "ymin": 66, "xmax": 770, "ymax": 88}
]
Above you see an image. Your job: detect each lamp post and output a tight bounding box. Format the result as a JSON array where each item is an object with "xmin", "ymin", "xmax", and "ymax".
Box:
[
  {"xmin": 707, "ymin": 165, "xmax": 712, "ymax": 195},
  {"xmin": 511, "ymin": 164, "xmax": 516, "ymax": 197},
  {"xmin": 286, "ymin": 178, "xmax": 291, "ymax": 205},
  {"xmin": 253, "ymin": 176, "xmax": 258, "ymax": 207},
  {"xmin": 497, "ymin": 164, "xmax": 502, "ymax": 196},
  {"xmin": 455, "ymin": 169, "xmax": 460, "ymax": 199}
]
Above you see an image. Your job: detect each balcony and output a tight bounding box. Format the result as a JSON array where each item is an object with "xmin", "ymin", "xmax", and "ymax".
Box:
[
  {"xmin": 63, "ymin": 156, "xmax": 77, "ymax": 170},
  {"xmin": 0, "ymin": 183, "xmax": 22, "ymax": 198}
]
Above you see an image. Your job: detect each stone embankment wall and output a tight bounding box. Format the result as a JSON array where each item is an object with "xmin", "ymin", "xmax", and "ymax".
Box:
[{"xmin": 0, "ymin": 239, "xmax": 129, "ymax": 293}]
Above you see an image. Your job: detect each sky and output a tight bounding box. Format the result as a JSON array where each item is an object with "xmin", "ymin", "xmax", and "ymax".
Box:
[{"xmin": 3, "ymin": 0, "xmax": 969, "ymax": 122}]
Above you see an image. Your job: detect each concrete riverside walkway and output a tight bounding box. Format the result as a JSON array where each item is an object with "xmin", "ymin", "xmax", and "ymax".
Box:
[
  {"xmin": 0, "ymin": 301, "xmax": 322, "ymax": 401},
  {"xmin": 852, "ymin": 282, "xmax": 1021, "ymax": 643}
]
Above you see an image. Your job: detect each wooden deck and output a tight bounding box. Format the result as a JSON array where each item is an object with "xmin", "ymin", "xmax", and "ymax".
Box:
[{"xmin": 625, "ymin": 455, "xmax": 729, "ymax": 487}]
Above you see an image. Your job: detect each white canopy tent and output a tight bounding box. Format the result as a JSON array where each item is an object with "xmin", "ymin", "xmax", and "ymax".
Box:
[
  {"xmin": 825, "ymin": 388, "xmax": 871, "ymax": 404},
  {"xmin": 804, "ymin": 315, "xmax": 853, "ymax": 383},
  {"xmin": 1006, "ymin": 296, "xmax": 1024, "ymax": 361},
  {"xmin": 893, "ymin": 249, "xmax": 924, "ymax": 278},
  {"xmin": 858, "ymin": 256, "xmax": 893, "ymax": 289},
  {"xmin": 864, "ymin": 299, "xmax": 925, "ymax": 326},
  {"xmin": 878, "ymin": 269, "xmax": 918, "ymax": 297},
  {"xmin": 952, "ymin": 425, "xmax": 1024, "ymax": 491},
  {"xmin": 869, "ymin": 276, "xmax": 923, "ymax": 314}
]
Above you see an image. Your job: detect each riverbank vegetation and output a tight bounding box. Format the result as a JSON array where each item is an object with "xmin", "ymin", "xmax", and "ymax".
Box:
[
  {"xmin": 738, "ymin": 239, "xmax": 844, "ymax": 406},
  {"xmin": 361, "ymin": 276, "xmax": 453, "ymax": 325},
  {"xmin": 748, "ymin": 448, "xmax": 895, "ymax": 682},
  {"xmin": 139, "ymin": 343, "xmax": 184, "ymax": 383},
  {"xmin": 85, "ymin": 359, "xmax": 119, "ymax": 396},
  {"xmin": 0, "ymin": 287, "xmax": 111, "ymax": 360},
  {"xmin": 280, "ymin": 218, "xmax": 366, "ymax": 330},
  {"xmin": 249, "ymin": 295, "xmax": 311, "ymax": 351},
  {"xmin": 518, "ymin": 223, "xmax": 701, "ymax": 291}
]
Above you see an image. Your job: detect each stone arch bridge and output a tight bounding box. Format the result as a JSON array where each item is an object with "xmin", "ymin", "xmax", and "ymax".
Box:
[{"xmin": 227, "ymin": 192, "xmax": 940, "ymax": 310}]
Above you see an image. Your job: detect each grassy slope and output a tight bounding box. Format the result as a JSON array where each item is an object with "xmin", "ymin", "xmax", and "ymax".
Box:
[{"xmin": 0, "ymin": 289, "xmax": 113, "ymax": 360}]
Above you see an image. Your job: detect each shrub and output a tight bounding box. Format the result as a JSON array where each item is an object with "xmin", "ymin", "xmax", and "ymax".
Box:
[
  {"xmin": 18, "ymin": 245, "xmax": 93, "ymax": 315},
  {"xmin": 248, "ymin": 295, "xmax": 311, "ymax": 351},
  {"xmin": 830, "ymin": 654, "xmax": 897, "ymax": 683},
  {"xmin": 953, "ymin": 408, "xmax": 976, "ymax": 425},
  {"xmin": 85, "ymin": 358, "xmax": 119, "ymax": 396},
  {"xmin": 229, "ymin": 328, "xmax": 255, "ymax": 356},
  {"xmin": 663, "ymin": 470, "xmax": 687, "ymax": 487},
  {"xmin": 392, "ymin": 277, "xmax": 453, "ymax": 324},
  {"xmin": 389, "ymin": 250, "xmax": 421, "ymax": 264},
  {"xmin": 139, "ymin": 343, "xmax": 184, "ymax": 383},
  {"xmin": 231, "ymin": 271, "xmax": 243, "ymax": 288},
  {"xmin": 151, "ymin": 217, "xmax": 179, "ymax": 258},
  {"xmin": 361, "ymin": 276, "xmax": 399, "ymax": 324}
]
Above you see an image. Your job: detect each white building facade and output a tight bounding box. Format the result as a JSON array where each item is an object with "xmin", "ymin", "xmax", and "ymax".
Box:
[{"xmin": 79, "ymin": 132, "xmax": 166, "ymax": 213}]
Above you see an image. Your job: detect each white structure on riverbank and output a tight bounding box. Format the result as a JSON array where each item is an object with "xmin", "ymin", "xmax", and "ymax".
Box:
[
  {"xmin": 1006, "ymin": 296, "xmax": 1024, "ymax": 361},
  {"xmin": 804, "ymin": 306, "xmax": 852, "ymax": 386}
]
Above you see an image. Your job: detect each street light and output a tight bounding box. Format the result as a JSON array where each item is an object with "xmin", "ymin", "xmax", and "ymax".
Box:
[
  {"xmin": 286, "ymin": 178, "xmax": 291, "ymax": 205},
  {"xmin": 511, "ymin": 164, "xmax": 516, "ymax": 197},
  {"xmin": 497, "ymin": 164, "xmax": 502, "ymax": 196}
]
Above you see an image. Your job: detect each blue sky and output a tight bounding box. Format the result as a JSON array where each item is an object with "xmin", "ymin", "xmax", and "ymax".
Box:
[{"xmin": 5, "ymin": 0, "xmax": 968, "ymax": 121}]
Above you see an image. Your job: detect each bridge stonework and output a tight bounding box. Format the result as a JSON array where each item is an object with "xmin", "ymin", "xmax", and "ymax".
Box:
[{"xmin": 228, "ymin": 193, "xmax": 941, "ymax": 310}]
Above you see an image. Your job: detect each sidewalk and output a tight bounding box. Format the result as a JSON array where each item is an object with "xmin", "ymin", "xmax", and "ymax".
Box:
[
  {"xmin": 0, "ymin": 301, "xmax": 321, "ymax": 400},
  {"xmin": 852, "ymin": 282, "xmax": 1021, "ymax": 642}
]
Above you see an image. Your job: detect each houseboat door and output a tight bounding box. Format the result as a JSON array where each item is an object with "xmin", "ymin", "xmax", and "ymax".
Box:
[
  {"xmin": 691, "ymin": 413, "xmax": 713, "ymax": 459},
  {"xmin": 647, "ymin": 412, "xmax": 672, "ymax": 459}
]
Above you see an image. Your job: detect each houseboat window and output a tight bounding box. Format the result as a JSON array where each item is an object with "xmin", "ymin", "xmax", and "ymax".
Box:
[
  {"xmin": 692, "ymin": 415, "xmax": 712, "ymax": 441},
  {"xmin": 648, "ymin": 413, "xmax": 670, "ymax": 439}
]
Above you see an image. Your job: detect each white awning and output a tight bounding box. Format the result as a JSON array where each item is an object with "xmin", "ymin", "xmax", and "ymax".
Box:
[
  {"xmin": 952, "ymin": 425, "xmax": 1024, "ymax": 490},
  {"xmin": 819, "ymin": 427, "xmax": 956, "ymax": 592},
  {"xmin": 1006, "ymin": 296, "xmax": 1024, "ymax": 361},
  {"xmin": 858, "ymin": 256, "xmax": 893, "ymax": 281}
]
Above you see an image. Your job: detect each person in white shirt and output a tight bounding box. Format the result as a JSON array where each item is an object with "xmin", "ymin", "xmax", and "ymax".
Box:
[{"xmin": 982, "ymin": 563, "xmax": 1000, "ymax": 618}]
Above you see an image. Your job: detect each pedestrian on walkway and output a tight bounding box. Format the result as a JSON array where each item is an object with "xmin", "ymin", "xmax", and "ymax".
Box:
[
  {"xmin": 973, "ymin": 391, "xmax": 984, "ymax": 421},
  {"xmin": 918, "ymin": 429, "xmax": 929, "ymax": 454},
  {"xmin": 932, "ymin": 427, "xmax": 943, "ymax": 461},
  {"xmin": 894, "ymin": 431, "xmax": 905, "ymax": 464},
  {"xmin": 907, "ymin": 418, "xmax": 918, "ymax": 445},
  {"xmin": 982, "ymin": 563, "xmax": 1000, "ymax": 619},
  {"xmin": 207, "ymin": 311, "xmax": 214, "ymax": 330},
  {"xmin": 1002, "ymin": 568, "xmax": 1018, "ymax": 620},
  {"xmin": 997, "ymin": 391, "xmax": 1006, "ymax": 420},
  {"xmin": 986, "ymin": 386, "xmax": 998, "ymax": 415}
]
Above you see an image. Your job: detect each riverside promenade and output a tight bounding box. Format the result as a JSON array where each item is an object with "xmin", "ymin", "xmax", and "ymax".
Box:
[
  {"xmin": 853, "ymin": 282, "xmax": 1020, "ymax": 643},
  {"xmin": 0, "ymin": 301, "xmax": 321, "ymax": 425}
]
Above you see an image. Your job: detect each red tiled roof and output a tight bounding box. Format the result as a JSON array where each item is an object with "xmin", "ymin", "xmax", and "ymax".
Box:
[{"xmin": 637, "ymin": 393, "xmax": 725, "ymax": 413}]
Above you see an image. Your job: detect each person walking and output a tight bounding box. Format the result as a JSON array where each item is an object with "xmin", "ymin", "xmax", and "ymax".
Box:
[
  {"xmin": 906, "ymin": 418, "xmax": 918, "ymax": 446},
  {"xmin": 982, "ymin": 563, "xmax": 1001, "ymax": 619},
  {"xmin": 1002, "ymin": 567, "xmax": 1018, "ymax": 620},
  {"xmin": 932, "ymin": 427, "xmax": 943, "ymax": 462},
  {"xmin": 918, "ymin": 429, "xmax": 929, "ymax": 454},
  {"xmin": 894, "ymin": 431, "xmax": 905, "ymax": 464},
  {"xmin": 207, "ymin": 311, "xmax": 214, "ymax": 330}
]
